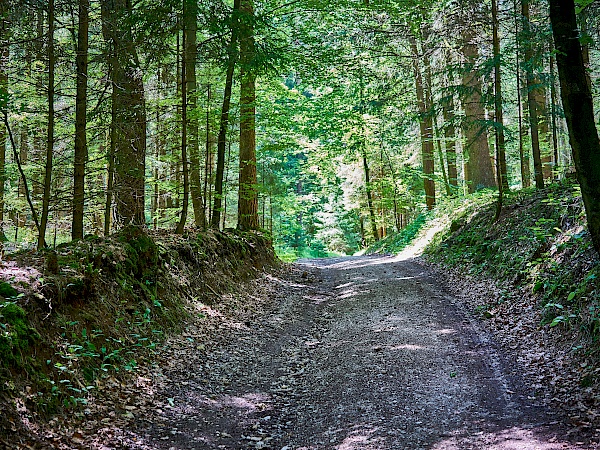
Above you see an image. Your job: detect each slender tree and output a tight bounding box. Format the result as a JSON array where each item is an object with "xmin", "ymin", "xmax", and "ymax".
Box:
[
  {"xmin": 184, "ymin": 0, "xmax": 205, "ymax": 228},
  {"xmin": 442, "ymin": 52, "xmax": 458, "ymax": 196},
  {"xmin": 492, "ymin": 0, "xmax": 508, "ymax": 192},
  {"xmin": 212, "ymin": 0, "xmax": 240, "ymax": 229},
  {"xmin": 0, "ymin": 1, "xmax": 8, "ymax": 241},
  {"xmin": 39, "ymin": 0, "xmax": 56, "ymax": 249},
  {"xmin": 521, "ymin": 0, "xmax": 544, "ymax": 188},
  {"xmin": 410, "ymin": 35, "xmax": 435, "ymax": 209},
  {"xmin": 176, "ymin": 6, "xmax": 189, "ymax": 235},
  {"xmin": 72, "ymin": 0, "xmax": 89, "ymax": 240}
]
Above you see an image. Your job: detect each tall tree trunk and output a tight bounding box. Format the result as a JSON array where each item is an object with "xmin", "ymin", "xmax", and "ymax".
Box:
[
  {"xmin": 212, "ymin": 0, "xmax": 240, "ymax": 229},
  {"xmin": 461, "ymin": 27, "xmax": 496, "ymax": 192},
  {"xmin": 442, "ymin": 56, "xmax": 458, "ymax": 196},
  {"xmin": 39, "ymin": 0, "xmax": 55, "ymax": 249},
  {"xmin": 184, "ymin": 0, "xmax": 204, "ymax": 228},
  {"xmin": 203, "ymin": 85, "xmax": 211, "ymax": 224},
  {"xmin": 101, "ymin": 0, "xmax": 146, "ymax": 227},
  {"xmin": 521, "ymin": 0, "xmax": 544, "ymax": 188},
  {"xmin": 536, "ymin": 85, "xmax": 552, "ymax": 179},
  {"xmin": 176, "ymin": 13, "xmax": 189, "ymax": 234},
  {"xmin": 410, "ymin": 36, "xmax": 435, "ymax": 209},
  {"xmin": 549, "ymin": 41, "xmax": 559, "ymax": 177},
  {"xmin": 493, "ymin": 0, "xmax": 506, "ymax": 219},
  {"xmin": 549, "ymin": 0, "xmax": 600, "ymax": 253},
  {"xmin": 361, "ymin": 146, "xmax": 379, "ymax": 241},
  {"xmin": 237, "ymin": 0, "xmax": 259, "ymax": 231},
  {"xmin": 492, "ymin": 0, "xmax": 508, "ymax": 193},
  {"xmin": 72, "ymin": 0, "xmax": 89, "ymax": 240},
  {"xmin": 578, "ymin": 10, "xmax": 593, "ymax": 93},
  {"xmin": 0, "ymin": 3, "xmax": 8, "ymax": 241},
  {"xmin": 104, "ymin": 86, "xmax": 116, "ymax": 236},
  {"xmin": 514, "ymin": 0, "xmax": 530, "ymax": 188}
]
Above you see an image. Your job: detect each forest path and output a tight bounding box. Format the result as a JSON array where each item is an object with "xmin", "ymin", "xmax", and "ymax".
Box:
[{"xmin": 98, "ymin": 255, "xmax": 588, "ymax": 449}]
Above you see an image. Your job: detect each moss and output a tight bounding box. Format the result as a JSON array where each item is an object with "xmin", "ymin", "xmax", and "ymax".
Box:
[
  {"xmin": 0, "ymin": 301, "xmax": 39, "ymax": 368},
  {"xmin": 0, "ymin": 282, "xmax": 18, "ymax": 299}
]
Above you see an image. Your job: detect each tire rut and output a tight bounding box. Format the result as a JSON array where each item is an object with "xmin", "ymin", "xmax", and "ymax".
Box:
[{"xmin": 121, "ymin": 255, "xmax": 591, "ymax": 450}]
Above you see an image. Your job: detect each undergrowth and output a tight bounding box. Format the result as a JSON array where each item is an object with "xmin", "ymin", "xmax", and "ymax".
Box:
[
  {"xmin": 424, "ymin": 180, "xmax": 600, "ymax": 380},
  {"xmin": 0, "ymin": 227, "xmax": 275, "ymax": 430},
  {"xmin": 364, "ymin": 213, "xmax": 429, "ymax": 255},
  {"xmin": 367, "ymin": 180, "xmax": 600, "ymax": 385}
]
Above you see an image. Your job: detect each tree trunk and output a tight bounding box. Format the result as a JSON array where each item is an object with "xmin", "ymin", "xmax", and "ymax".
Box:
[
  {"xmin": 237, "ymin": 0, "xmax": 259, "ymax": 231},
  {"xmin": 361, "ymin": 147, "xmax": 379, "ymax": 241},
  {"xmin": 442, "ymin": 56, "xmax": 458, "ymax": 196},
  {"xmin": 549, "ymin": 41, "xmax": 560, "ymax": 178},
  {"xmin": 0, "ymin": 3, "xmax": 8, "ymax": 241},
  {"xmin": 410, "ymin": 36, "xmax": 435, "ymax": 209},
  {"xmin": 203, "ymin": 85, "xmax": 212, "ymax": 225},
  {"xmin": 514, "ymin": 0, "xmax": 530, "ymax": 188},
  {"xmin": 39, "ymin": 0, "xmax": 55, "ymax": 250},
  {"xmin": 72, "ymin": 0, "xmax": 89, "ymax": 240},
  {"xmin": 176, "ymin": 13, "xmax": 189, "ymax": 235},
  {"xmin": 549, "ymin": 0, "xmax": 600, "ymax": 254},
  {"xmin": 100, "ymin": 0, "xmax": 146, "ymax": 227},
  {"xmin": 212, "ymin": 0, "xmax": 240, "ymax": 229},
  {"xmin": 521, "ymin": 0, "xmax": 544, "ymax": 189},
  {"xmin": 492, "ymin": 0, "xmax": 506, "ymax": 219},
  {"xmin": 104, "ymin": 85, "xmax": 116, "ymax": 236},
  {"xmin": 461, "ymin": 27, "xmax": 496, "ymax": 192},
  {"xmin": 184, "ymin": 0, "xmax": 204, "ymax": 228},
  {"xmin": 492, "ymin": 0, "xmax": 508, "ymax": 193}
]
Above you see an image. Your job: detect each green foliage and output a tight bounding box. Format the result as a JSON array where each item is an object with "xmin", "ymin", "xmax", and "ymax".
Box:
[
  {"xmin": 427, "ymin": 180, "xmax": 600, "ymax": 363},
  {"xmin": 365, "ymin": 213, "xmax": 429, "ymax": 255},
  {"xmin": 0, "ymin": 281, "xmax": 18, "ymax": 299},
  {"xmin": 0, "ymin": 301, "xmax": 39, "ymax": 370}
]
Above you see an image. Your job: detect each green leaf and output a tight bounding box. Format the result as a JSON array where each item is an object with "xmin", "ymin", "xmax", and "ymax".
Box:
[
  {"xmin": 567, "ymin": 292, "xmax": 576, "ymax": 302},
  {"xmin": 550, "ymin": 316, "xmax": 565, "ymax": 327}
]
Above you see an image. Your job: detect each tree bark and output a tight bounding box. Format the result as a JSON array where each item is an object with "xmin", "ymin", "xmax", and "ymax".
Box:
[
  {"xmin": 549, "ymin": 0, "xmax": 600, "ymax": 253},
  {"xmin": 176, "ymin": 11, "xmax": 189, "ymax": 235},
  {"xmin": 0, "ymin": 3, "xmax": 8, "ymax": 241},
  {"xmin": 212, "ymin": 0, "xmax": 240, "ymax": 229},
  {"xmin": 521, "ymin": 0, "xmax": 544, "ymax": 189},
  {"xmin": 514, "ymin": 0, "xmax": 530, "ymax": 188},
  {"xmin": 237, "ymin": 0, "xmax": 259, "ymax": 231},
  {"xmin": 549, "ymin": 41, "xmax": 560, "ymax": 177},
  {"xmin": 184, "ymin": 0, "xmax": 204, "ymax": 228},
  {"xmin": 442, "ymin": 55, "xmax": 458, "ymax": 196},
  {"xmin": 461, "ymin": 27, "xmax": 496, "ymax": 192},
  {"xmin": 492, "ymin": 0, "xmax": 508, "ymax": 193},
  {"xmin": 104, "ymin": 84, "xmax": 116, "ymax": 236},
  {"xmin": 410, "ymin": 36, "xmax": 435, "ymax": 209},
  {"xmin": 72, "ymin": 0, "xmax": 89, "ymax": 240},
  {"xmin": 39, "ymin": 0, "xmax": 55, "ymax": 249},
  {"xmin": 100, "ymin": 0, "xmax": 146, "ymax": 227}
]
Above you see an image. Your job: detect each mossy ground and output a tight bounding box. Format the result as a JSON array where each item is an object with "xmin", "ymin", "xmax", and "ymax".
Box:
[{"xmin": 0, "ymin": 227, "xmax": 276, "ymax": 438}]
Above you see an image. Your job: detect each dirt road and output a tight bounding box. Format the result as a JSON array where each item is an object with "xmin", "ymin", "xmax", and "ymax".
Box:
[{"xmin": 94, "ymin": 255, "xmax": 591, "ymax": 449}]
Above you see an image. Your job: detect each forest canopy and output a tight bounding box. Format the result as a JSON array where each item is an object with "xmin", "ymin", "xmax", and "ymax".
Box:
[{"xmin": 0, "ymin": 0, "xmax": 598, "ymax": 258}]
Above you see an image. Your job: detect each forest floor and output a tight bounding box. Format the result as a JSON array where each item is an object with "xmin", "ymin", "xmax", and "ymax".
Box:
[{"xmin": 31, "ymin": 250, "xmax": 597, "ymax": 449}]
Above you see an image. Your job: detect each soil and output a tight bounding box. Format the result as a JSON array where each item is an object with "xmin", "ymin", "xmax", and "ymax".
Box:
[{"xmin": 47, "ymin": 254, "xmax": 596, "ymax": 449}]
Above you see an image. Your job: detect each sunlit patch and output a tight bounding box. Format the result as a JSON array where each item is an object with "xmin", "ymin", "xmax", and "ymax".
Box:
[
  {"xmin": 389, "ymin": 344, "xmax": 427, "ymax": 351},
  {"xmin": 336, "ymin": 424, "xmax": 383, "ymax": 450},
  {"xmin": 197, "ymin": 392, "xmax": 273, "ymax": 414},
  {"xmin": 435, "ymin": 328, "xmax": 457, "ymax": 335},
  {"xmin": 304, "ymin": 294, "xmax": 330, "ymax": 304},
  {"xmin": 335, "ymin": 282, "xmax": 355, "ymax": 289},
  {"xmin": 431, "ymin": 426, "xmax": 587, "ymax": 449}
]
